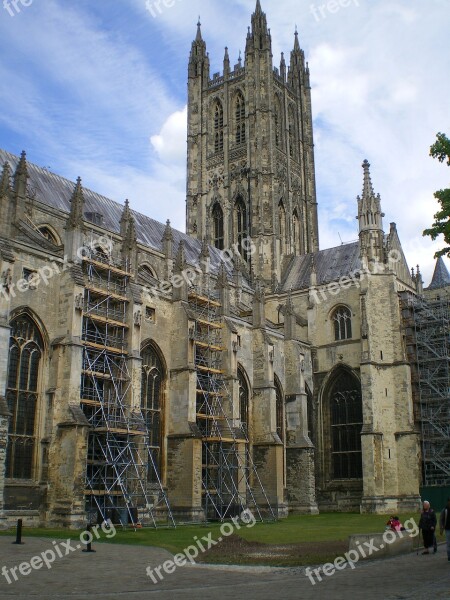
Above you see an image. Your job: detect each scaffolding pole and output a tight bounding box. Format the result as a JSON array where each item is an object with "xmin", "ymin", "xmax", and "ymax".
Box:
[
  {"xmin": 188, "ymin": 284, "xmax": 276, "ymax": 522},
  {"xmin": 80, "ymin": 245, "xmax": 175, "ymax": 528}
]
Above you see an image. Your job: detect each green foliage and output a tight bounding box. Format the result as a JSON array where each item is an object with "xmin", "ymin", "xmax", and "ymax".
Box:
[{"xmin": 423, "ymin": 132, "xmax": 450, "ymax": 258}]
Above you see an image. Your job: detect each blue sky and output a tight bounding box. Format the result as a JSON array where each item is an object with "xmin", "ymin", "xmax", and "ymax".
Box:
[{"xmin": 0, "ymin": 0, "xmax": 449, "ymax": 283}]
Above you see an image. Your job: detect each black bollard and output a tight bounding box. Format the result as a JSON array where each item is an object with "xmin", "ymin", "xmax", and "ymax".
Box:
[
  {"xmin": 12, "ymin": 518, "xmax": 24, "ymax": 545},
  {"xmin": 82, "ymin": 524, "xmax": 96, "ymax": 553}
]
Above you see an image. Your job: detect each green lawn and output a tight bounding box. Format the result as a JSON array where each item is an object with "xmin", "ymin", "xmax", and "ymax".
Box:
[{"xmin": 1, "ymin": 512, "xmax": 435, "ymax": 556}]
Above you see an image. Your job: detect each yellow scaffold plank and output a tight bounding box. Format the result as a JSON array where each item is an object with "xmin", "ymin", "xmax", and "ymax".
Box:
[
  {"xmin": 84, "ymin": 312, "xmax": 129, "ymax": 328},
  {"xmin": 85, "ymin": 284, "xmax": 128, "ymax": 302},
  {"xmin": 196, "ymin": 365, "xmax": 224, "ymax": 374},
  {"xmin": 194, "ymin": 340, "xmax": 224, "ymax": 351},
  {"xmin": 83, "ymin": 340, "xmax": 128, "ymax": 355},
  {"xmin": 188, "ymin": 293, "xmax": 221, "ymax": 308},
  {"xmin": 83, "ymin": 257, "xmax": 132, "ymax": 276},
  {"xmin": 93, "ymin": 427, "xmax": 145, "ymax": 436}
]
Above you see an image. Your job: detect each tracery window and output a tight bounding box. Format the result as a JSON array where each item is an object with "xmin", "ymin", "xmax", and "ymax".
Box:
[
  {"xmin": 5, "ymin": 315, "xmax": 43, "ymax": 479},
  {"xmin": 141, "ymin": 344, "xmax": 165, "ymax": 483},
  {"xmin": 330, "ymin": 371, "xmax": 363, "ymax": 479},
  {"xmin": 235, "ymin": 92, "xmax": 246, "ymax": 145},
  {"xmin": 279, "ymin": 201, "xmax": 286, "ymax": 255},
  {"xmin": 238, "ymin": 367, "xmax": 249, "ymax": 437},
  {"xmin": 235, "ymin": 196, "xmax": 248, "ymax": 261},
  {"xmin": 212, "ymin": 203, "xmax": 224, "ymax": 250},
  {"xmin": 332, "ymin": 306, "xmax": 352, "ymax": 341},
  {"xmin": 275, "ymin": 376, "xmax": 285, "ymax": 444},
  {"xmin": 214, "ymin": 101, "xmax": 224, "ymax": 153}
]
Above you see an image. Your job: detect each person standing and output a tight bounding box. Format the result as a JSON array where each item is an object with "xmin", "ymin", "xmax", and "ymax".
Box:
[
  {"xmin": 439, "ymin": 498, "xmax": 450, "ymax": 562},
  {"xmin": 419, "ymin": 500, "xmax": 437, "ymax": 555}
]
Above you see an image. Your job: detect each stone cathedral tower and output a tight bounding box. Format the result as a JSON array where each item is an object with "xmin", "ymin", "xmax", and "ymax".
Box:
[{"xmin": 186, "ymin": 1, "xmax": 319, "ymax": 284}]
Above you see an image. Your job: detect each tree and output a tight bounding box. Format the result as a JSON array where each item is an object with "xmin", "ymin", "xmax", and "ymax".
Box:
[{"xmin": 423, "ymin": 132, "xmax": 450, "ymax": 258}]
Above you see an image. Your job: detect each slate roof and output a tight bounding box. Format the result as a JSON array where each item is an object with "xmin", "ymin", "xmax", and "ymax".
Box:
[
  {"xmin": 427, "ymin": 256, "xmax": 450, "ymax": 290},
  {"xmin": 0, "ymin": 149, "xmax": 238, "ymax": 281},
  {"xmin": 281, "ymin": 242, "xmax": 361, "ymax": 291}
]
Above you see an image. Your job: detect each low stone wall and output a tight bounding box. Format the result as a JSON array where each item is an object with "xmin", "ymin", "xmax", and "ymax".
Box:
[{"xmin": 348, "ymin": 530, "xmax": 416, "ymax": 559}]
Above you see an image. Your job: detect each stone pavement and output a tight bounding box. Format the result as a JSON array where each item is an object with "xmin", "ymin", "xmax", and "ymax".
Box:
[{"xmin": 0, "ymin": 535, "xmax": 448, "ymax": 599}]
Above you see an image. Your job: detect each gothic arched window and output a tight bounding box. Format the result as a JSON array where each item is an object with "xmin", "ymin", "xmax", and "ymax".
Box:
[
  {"xmin": 329, "ymin": 370, "xmax": 363, "ymax": 479},
  {"xmin": 6, "ymin": 315, "xmax": 43, "ymax": 479},
  {"xmin": 292, "ymin": 209, "xmax": 300, "ymax": 254},
  {"xmin": 235, "ymin": 92, "xmax": 246, "ymax": 145},
  {"xmin": 274, "ymin": 96, "xmax": 283, "ymax": 148},
  {"xmin": 274, "ymin": 376, "xmax": 285, "ymax": 444},
  {"xmin": 212, "ymin": 203, "xmax": 224, "ymax": 250},
  {"xmin": 37, "ymin": 225, "xmax": 59, "ymax": 245},
  {"xmin": 279, "ymin": 201, "xmax": 286, "ymax": 255},
  {"xmin": 332, "ymin": 306, "xmax": 352, "ymax": 341},
  {"xmin": 214, "ymin": 101, "xmax": 224, "ymax": 153},
  {"xmin": 238, "ymin": 366, "xmax": 249, "ymax": 438},
  {"xmin": 235, "ymin": 196, "xmax": 248, "ymax": 261},
  {"xmin": 141, "ymin": 344, "xmax": 165, "ymax": 483},
  {"xmin": 288, "ymin": 105, "xmax": 296, "ymax": 159}
]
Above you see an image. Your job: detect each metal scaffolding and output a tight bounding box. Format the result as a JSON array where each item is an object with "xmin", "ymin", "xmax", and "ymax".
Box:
[
  {"xmin": 188, "ymin": 285, "xmax": 275, "ymax": 522},
  {"xmin": 80, "ymin": 246, "xmax": 174, "ymax": 527},
  {"xmin": 401, "ymin": 291, "xmax": 450, "ymax": 486}
]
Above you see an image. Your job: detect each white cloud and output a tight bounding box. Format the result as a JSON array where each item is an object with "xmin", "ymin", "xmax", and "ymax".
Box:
[{"xmin": 150, "ymin": 106, "xmax": 187, "ymax": 163}]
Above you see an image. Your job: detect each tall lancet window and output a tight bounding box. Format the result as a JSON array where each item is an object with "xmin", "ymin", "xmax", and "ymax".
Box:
[
  {"xmin": 214, "ymin": 101, "xmax": 224, "ymax": 153},
  {"xmin": 141, "ymin": 344, "xmax": 166, "ymax": 483},
  {"xmin": 235, "ymin": 92, "xmax": 246, "ymax": 145},
  {"xmin": 274, "ymin": 96, "xmax": 282, "ymax": 148},
  {"xmin": 235, "ymin": 196, "xmax": 248, "ymax": 261},
  {"xmin": 279, "ymin": 201, "xmax": 286, "ymax": 255},
  {"xmin": 6, "ymin": 315, "xmax": 44, "ymax": 479},
  {"xmin": 212, "ymin": 203, "xmax": 224, "ymax": 250},
  {"xmin": 292, "ymin": 209, "xmax": 300, "ymax": 254},
  {"xmin": 288, "ymin": 105, "xmax": 297, "ymax": 159}
]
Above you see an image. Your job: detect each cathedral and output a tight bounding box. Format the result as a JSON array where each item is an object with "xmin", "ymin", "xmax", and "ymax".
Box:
[{"xmin": 1, "ymin": 1, "xmax": 438, "ymax": 528}]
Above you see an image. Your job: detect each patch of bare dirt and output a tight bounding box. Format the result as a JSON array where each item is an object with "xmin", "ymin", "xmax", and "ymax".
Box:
[{"xmin": 198, "ymin": 534, "xmax": 348, "ymax": 567}]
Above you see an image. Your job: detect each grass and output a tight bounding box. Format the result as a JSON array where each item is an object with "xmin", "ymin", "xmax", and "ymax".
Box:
[{"xmin": 1, "ymin": 513, "xmax": 442, "ymax": 566}]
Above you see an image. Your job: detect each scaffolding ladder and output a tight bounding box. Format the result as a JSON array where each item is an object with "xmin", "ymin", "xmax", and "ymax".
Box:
[
  {"xmin": 188, "ymin": 285, "xmax": 276, "ymax": 522},
  {"xmin": 80, "ymin": 247, "xmax": 175, "ymax": 527}
]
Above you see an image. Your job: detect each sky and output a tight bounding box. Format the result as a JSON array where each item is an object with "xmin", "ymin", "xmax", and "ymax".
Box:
[{"xmin": 0, "ymin": 0, "xmax": 449, "ymax": 285}]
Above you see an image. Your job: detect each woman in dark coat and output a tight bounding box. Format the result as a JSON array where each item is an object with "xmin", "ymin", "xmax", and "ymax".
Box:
[{"xmin": 419, "ymin": 500, "xmax": 437, "ymax": 554}]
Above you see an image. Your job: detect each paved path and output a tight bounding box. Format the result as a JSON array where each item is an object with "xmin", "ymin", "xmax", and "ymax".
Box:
[{"xmin": 0, "ymin": 536, "xmax": 448, "ymax": 599}]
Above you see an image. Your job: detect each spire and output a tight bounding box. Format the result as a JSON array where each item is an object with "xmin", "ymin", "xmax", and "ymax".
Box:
[
  {"xmin": 0, "ymin": 162, "xmax": 12, "ymax": 196},
  {"xmin": 428, "ymin": 256, "xmax": 450, "ymax": 290},
  {"xmin": 223, "ymin": 46, "xmax": 230, "ymax": 76},
  {"xmin": 120, "ymin": 199, "xmax": 131, "ymax": 237},
  {"xmin": 361, "ymin": 159, "xmax": 375, "ymax": 199},
  {"xmin": 162, "ymin": 219, "xmax": 173, "ymax": 243},
  {"xmin": 195, "ymin": 17, "xmax": 203, "ymax": 42},
  {"xmin": 294, "ymin": 27, "xmax": 300, "ymax": 51},
  {"xmin": 357, "ymin": 159, "xmax": 384, "ymax": 232},
  {"xmin": 280, "ymin": 52, "xmax": 286, "ymax": 80},
  {"xmin": 174, "ymin": 241, "xmax": 186, "ymax": 272},
  {"xmin": 13, "ymin": 150, "xmax": 28, "ymax": 197},
  {"xmin": 121, "ymin": 200, "xmax": 136, "ymax": 250},
  {"xmin": 357, "ymin": 160, "xmax": 385, "ymax": 263},
  {"xmin": 250, "ymin": 0, "xmax": 270, "ymax": 50},
  {"xmin": 66, "ymin": 177, "xmax": 85, "ymax": 230},
  {"xmin": 189, "ymin": 17, "xmax": 208, "ymax": 79}
]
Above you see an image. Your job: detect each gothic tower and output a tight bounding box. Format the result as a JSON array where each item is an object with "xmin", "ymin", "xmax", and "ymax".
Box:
[{"xmin": 186, "ymin": 1, "xmax": 319, "ymax": 283}]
